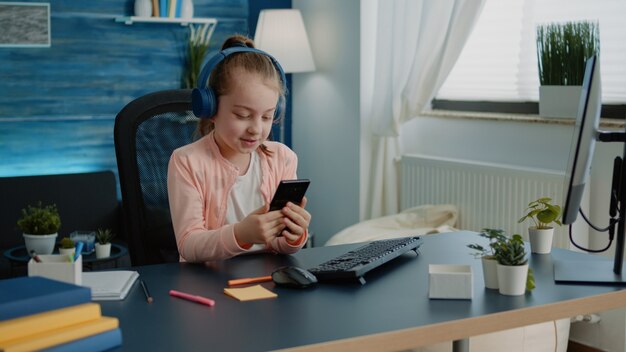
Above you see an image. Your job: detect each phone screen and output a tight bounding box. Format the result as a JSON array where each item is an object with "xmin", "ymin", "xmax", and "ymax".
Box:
[{"xmin": 269, "ymin": 179, "xmax": 310, "ymax": 211}]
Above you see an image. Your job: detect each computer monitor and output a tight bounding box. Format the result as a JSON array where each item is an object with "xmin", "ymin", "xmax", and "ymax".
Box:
[
  {"xmin": 562, "ymin": 55, "xmax": 602, "ymax": 225},
  {"xmin": 555, "ymin": 55, "xmax": 626, "ymax": 284}
]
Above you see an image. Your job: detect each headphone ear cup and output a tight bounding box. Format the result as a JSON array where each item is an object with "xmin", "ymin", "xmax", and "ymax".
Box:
[{"xmin": 192, "ymin": 88, "xmax": 218, "ymax": 118}]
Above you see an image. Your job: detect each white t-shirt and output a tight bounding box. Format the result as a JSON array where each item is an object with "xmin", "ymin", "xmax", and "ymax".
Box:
[{"xmin": 225, "ymin": 152, "xmax": 266, "ymax": 252}]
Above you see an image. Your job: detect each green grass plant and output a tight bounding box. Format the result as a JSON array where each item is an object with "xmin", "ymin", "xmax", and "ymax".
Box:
[{"xmin": 536, "ymin": 21, "xmax": 600, "ymax": 85}]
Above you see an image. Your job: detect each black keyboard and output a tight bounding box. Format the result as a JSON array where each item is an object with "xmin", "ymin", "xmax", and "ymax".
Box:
[{"xmin": 308, "ymin": 236, "xmax": 423, "ymax": 284}]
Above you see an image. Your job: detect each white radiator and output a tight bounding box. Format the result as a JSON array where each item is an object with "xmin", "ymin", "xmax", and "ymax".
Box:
[{"xmin": 400, "ymin": 154, "xmax": 568, "ymax": 248}]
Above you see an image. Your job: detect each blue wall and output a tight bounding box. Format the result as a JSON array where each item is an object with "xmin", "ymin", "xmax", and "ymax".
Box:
[{"xmin": 0, "ymin": 0, "xmax": 247, "ymax": 177}]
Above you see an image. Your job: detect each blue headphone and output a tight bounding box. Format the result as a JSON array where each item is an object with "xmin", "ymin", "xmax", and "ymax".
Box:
[{"xmin": 191, "ymin": 45, "xmax": 287, "ymax": 119}]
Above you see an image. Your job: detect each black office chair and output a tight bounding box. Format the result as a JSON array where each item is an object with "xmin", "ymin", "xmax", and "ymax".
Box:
[{"xmin": 114, "ymin": 89, "xmax": 198, "ymax": 266}]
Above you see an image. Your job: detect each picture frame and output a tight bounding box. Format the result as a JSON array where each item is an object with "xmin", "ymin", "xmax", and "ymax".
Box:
[{"xmin": 0, "ymin": 2, "xmax": 51, "ymax": 48}]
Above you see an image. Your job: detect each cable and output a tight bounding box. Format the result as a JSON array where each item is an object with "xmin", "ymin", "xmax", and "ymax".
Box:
[
  {"xmin": 569, "ymin": 224, "xmax": 612, "ymax": 253},
  {"xmin": 579, "ymin": 208, "xmax": 617, "ymax": 232},
  {"xmin": 567, "ymin": 162, "xmax": 621, "ymax": 252}
]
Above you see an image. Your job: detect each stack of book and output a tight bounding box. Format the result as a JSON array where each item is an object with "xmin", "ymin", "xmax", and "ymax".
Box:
[
  {"xmin": 0, "ymin": 276, "xmax": 122, "ymax": 352},
  {"xmin": 152, "ymin": 0, "xmax": 184, "ymax": 18}
]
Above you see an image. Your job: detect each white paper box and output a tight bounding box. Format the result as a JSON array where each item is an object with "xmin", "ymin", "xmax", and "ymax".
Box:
[
  {"xmin": 28, "ymin": 255, "xmax": 82, "ymax": 285},
  {"xmin": 428, "ymin": 264, "xmax": 473, "ymax": 300}
]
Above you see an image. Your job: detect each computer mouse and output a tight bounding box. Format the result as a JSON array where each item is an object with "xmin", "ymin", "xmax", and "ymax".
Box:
[{"xmin": 271, "ymin": 266, "xmax": 318, "ymax": 288}]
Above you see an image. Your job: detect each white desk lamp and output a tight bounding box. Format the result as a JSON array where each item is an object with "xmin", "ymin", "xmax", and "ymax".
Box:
[{"xmin": 254, "ymin": 9, "xmax": 315, "ymax": 142}]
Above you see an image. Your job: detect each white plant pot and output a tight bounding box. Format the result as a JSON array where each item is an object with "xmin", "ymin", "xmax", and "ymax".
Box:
[
  {"xmin": 539, "ymin": 85, "xmax": 582, "ymax": 118},
  {"xmin": 95, "ymin": 243, "xmax": 112, "ymax": 259},
  {"xmin": 481, "ymin": 257, "xmax": 499, "ymax": 289},
  {"xmin": 58, "ymin": 247, "xmax": 75, "ymax": 256},
  {"xmin": 528, "ymin": 227, "xmax": 554, "ymax": 254},
  {"xmin": 497, "ymin": 263, "xmax": 529, "ymax": 296},
  {"xmin": 181, "ymin": 0, "xmax": 194, "ymax": 18},
  {"xmin": 134, "ymin": 0, "xmax": 152, "ymax": 17},
  {"xmin": 23, "ymin": 233, "xmax": 58, "ymax": 255}
]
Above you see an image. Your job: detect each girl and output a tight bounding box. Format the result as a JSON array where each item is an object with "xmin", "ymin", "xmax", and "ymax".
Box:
[{"xmin": 167, "ymin": 34, "xmax": 311, "ymax": 262}]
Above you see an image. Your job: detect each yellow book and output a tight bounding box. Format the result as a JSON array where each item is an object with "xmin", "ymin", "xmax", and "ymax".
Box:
[
  {"xmin": 0, "ymin": 316, "xmax": 118, "ymax": 352},
  {"xmin": 0, "ymin": 303, "xmax": 101, "ymax": 344},
  {"xmin": 168, "ymin": 0, "xmax": 177, "ymax": 17},
  {"xmin": 152, "ymin": 0, "xmax": 159, "ymax": 17}
]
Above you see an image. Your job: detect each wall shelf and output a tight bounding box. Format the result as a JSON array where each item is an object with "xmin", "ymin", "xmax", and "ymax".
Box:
[{"xmin": 115, "ymin": 16, "xmax": 217, "ymax": 27}]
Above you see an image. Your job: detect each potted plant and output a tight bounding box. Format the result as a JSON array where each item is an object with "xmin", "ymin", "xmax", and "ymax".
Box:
[
  {"xmin": 518, "ymin": 197, "xmax": 562, "ymax": 254},
  {"xmin": 95, "ymin": 228, "xmax": 115, "ymax": 259},
  {"xmin": 58, "ymin": 237, "xmax": 75, "ymax": 256},
  {"xmin": 493, "ymin": 233, "xmax": 534, "ymax": 296},
  {"xmin": 182, "ymin": 23, "xmax": 213, "ymax": 89},
  {"xmin": 467, "ymin": 228, "xmax": 507, "ymax": 289},
  {"xmin": 17, "ymin": 201, "xmax": 61, "ymax": 255},
  {"xmin": 536, "ymin": 20, "xmax": 600, "ymax": 118}
]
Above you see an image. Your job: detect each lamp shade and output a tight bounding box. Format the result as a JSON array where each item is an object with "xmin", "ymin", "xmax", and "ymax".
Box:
[{"xmin": 254, "ymin": 9, "xmax": 315, "ymax": 73}]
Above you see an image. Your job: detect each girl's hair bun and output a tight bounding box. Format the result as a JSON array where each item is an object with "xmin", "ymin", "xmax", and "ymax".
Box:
[{"xmin": 221, "ymin": 34, "xmax": 255, "ymax": 50}]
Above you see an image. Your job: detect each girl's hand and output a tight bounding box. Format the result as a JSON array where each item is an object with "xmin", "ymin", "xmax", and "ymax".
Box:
[
  {"xmin": 234, "ymin": 204, "xmax": 285, "ymax": 246},
  {"xmin": 280, "ymin": 197, "xmax": 311, "ymax": 243}
]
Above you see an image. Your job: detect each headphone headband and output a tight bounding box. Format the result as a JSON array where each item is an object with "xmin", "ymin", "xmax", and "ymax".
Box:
[{"xmin": 192, "ymin": 46, "xmax": 287, "ymax": 119}]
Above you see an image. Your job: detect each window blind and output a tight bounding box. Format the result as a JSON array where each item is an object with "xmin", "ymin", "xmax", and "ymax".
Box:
[{"xmin": 436, "ymin": 0, "xmax": 626, "ymax": 104}]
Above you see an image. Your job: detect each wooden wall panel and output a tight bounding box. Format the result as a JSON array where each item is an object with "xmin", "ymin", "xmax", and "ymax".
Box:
[{"xmin": 0, "ymin": 0, "xmax": 247, "ymax": 177}]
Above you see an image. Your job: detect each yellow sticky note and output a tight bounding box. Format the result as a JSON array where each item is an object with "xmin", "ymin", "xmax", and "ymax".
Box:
[{"xmin": 223, "ymin": 284, "xmax": 277, "ymax": 301}]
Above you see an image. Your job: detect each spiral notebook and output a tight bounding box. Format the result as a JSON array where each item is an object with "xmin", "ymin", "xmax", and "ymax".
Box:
[{"xmin": 82, "ymin": 270, "xmax": 139, "ymax": 301}]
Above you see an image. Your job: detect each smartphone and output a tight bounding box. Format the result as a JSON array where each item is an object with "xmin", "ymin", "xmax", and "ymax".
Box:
[{"xmin": 269, "ymin": 179, "xmax": 310, "ymax": 211}]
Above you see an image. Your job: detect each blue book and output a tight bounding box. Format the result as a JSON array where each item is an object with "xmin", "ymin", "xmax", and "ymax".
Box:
[
  {"xmin": 0, "ymin": 276, "xmax": 91, "ymax": 321},
  {"xmin": 160, "ymin": 0, "xmax": 167, "ymax": 17},
  {"xmin": 41, "ymin": 328, "xmax": 122, "ymax": 352},
  {"xmin": 175, "ymin": 0, "xmax": 182, "ymax": 18}
]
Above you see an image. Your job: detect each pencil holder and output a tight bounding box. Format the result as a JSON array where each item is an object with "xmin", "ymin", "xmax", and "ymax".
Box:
[{"xmin": 28, "ymin": 254, "xmax": 82, "ymax": 285}]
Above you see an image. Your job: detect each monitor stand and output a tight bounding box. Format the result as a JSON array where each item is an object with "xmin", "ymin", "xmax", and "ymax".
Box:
[
  {"xmin": 554, "ymin": 260, "xmax": 626, "ymax": 284},
  {"xmin": 555, "ymin": 138, "xmax": 626, "ymax": 285}
]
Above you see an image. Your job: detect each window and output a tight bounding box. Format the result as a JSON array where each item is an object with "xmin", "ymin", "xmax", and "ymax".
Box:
[{"xmin": 436, "ymin": 0, "xmax": 626, "ymax": 109}]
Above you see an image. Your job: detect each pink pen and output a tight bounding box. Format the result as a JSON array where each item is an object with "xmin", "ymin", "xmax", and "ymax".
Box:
[{"xmin": 169, "ymin": 289, "xmax": 215, "ymax": 307}]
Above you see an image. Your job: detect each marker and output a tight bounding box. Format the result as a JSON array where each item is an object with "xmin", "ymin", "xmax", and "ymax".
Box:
[
  {"xmin": 29, "ymin": 250, "xmax": 42, "ymax": 263},
  {"xmin": 228, "ymin": 275, "xmax": 272, "ymax": 286},
  {"xmin": 169, "ymin": 290, "xmax": 215, "ymax": 307},
  {"xmin": 140, "ymin": 280, "xmax": 153, "ymax": 303},
  {"xmin": 73, "ymin": 242, "xmax": 84, "ymax": 262}
]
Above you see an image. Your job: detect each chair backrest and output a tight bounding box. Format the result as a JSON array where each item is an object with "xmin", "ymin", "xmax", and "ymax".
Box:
[
  {"xmin": 114, "ymin": 89, "xmax": 197, "ymax": 266},
  {"xmin": 0, "ymin": 171, "xmax": 121, "ymax": 250}
]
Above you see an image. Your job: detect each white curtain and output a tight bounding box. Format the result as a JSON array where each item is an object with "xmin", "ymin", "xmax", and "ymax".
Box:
[{"xmin": 365, "ymin": 0, "xmax": 485, "ymax": 219}]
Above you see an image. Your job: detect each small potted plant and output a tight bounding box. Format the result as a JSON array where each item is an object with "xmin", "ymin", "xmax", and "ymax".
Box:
[
  {"xmin": 518, "ymin": 197, "xmax": 562, "ymax": 254},
  {"xmin": 95, "ymin": 228, "xmax": 115, "ymax": 259},
  {"xmin": 467, "ymin": 228, "xmax": 507, "ymax": 289},
  {"xmin": 493, "ymin": 233, "xmax": 534, "ymax": 296},
  {"xmin": 58, "ymin": 237, "xmax": 75, "ymax": 256},
  {"xmin": 536, "ymin": 20, "xmax": 600, "ymax": 118},
  {"xmin": 182, "ymin": 23, "xmax": 212, "ymax": 89},
  {"xmin": 17, "ymin": 201, "xmax": 62, "ymax": 255}
]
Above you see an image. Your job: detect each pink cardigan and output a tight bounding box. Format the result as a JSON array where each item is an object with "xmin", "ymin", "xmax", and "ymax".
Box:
[{"xmin": 167, "ymin": 131, "xmax": 307, "ymax": 262}]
